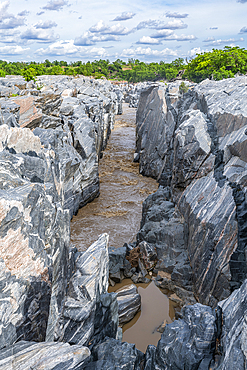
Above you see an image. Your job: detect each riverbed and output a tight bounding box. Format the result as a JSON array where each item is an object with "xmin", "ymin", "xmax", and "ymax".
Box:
[{"xmin": 71, "ymin": 103, "xmax": 176, "ymax": 352}]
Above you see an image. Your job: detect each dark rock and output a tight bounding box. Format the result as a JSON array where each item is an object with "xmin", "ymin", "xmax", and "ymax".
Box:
[
  {"xmin": 215, "ymin": 278, "xmax": 247, "ymax": 369},
  {"xmin": 135, "ymin": 76, "xmax": 247, "ymax": 307},
  {"xmin": 116, "ymin": 284, "xmax": 141, "ymax": 325},
  {"xmin": 84, "ymin": 337, "xmax": 144, "ymax": 369},
  {"xmin": 109, "ymin": 246, "xmax": 127, "ymax": 283},
  {"xmin": 138, "ymin": 241, "xmax": 157, "ymax": 270},
  {"xmin": 154, "ymin": 303, "xmax": 216, "ymax": 369}
]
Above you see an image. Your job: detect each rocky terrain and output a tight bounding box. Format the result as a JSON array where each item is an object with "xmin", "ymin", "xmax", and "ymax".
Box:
[{"xmin": 0, "ymin": 74, "xmax": 247, "ymax": 369}]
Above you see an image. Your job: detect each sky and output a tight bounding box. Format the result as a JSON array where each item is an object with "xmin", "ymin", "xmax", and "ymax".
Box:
[{"xmin": 0, "ymin": 0, "xmax": 246, "ymax": 63}]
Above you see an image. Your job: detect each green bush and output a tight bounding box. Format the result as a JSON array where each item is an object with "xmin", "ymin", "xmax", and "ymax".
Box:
[{"xmin": 179, "ymin": 81, "xmax": 189, "ymax": 94}]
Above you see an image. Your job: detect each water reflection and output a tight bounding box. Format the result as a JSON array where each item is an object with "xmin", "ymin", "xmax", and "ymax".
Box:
[{"xmin": 109, "ymin": 279, "xmax": 178, "ymax": 353}]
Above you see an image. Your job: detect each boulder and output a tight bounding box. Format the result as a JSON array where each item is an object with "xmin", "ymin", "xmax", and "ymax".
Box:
[
  {"xmin": 116, "ymin": 284, "xmax": 141, "ymax": 325},
  {"xmin": 154, "ymin": 304, "xmax": 216, "ymax": 370},
  {"xmin": 84, "ymin": 337, "xmax": 144, "ymax": 369}
]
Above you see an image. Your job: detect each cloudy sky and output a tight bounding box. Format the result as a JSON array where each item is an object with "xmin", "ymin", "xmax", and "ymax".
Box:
[{"xmin": 0, "ymin": 0, "xmax": 246, "ymax": 63}]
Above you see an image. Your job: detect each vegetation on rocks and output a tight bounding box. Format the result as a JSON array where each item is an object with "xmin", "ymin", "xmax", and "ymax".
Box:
[{"xmin": 0, "ymin": 46, "xmax": 246, "ymax": 83}]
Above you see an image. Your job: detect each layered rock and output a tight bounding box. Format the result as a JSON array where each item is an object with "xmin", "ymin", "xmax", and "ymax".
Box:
[
  {"xmin": 0, "ymin": 341, "xmax": 91, "ymax": 370},
  {"xmin": 135, "ymin": 76, "xmax": 247, "ymax": 306},
  {"xmin": 115, "ymin": 284, "xmax": 141, "ymax": 325},
  {"xmin": 0, "ymin": 76, "xmax": 121, "ymax": 367}
]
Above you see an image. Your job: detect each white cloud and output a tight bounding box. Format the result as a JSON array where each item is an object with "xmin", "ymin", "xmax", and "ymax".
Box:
[
  {"xmin": 20, "ymin": 28, "xmax": 59, "ymax": 42},
  {"xmin": 137, "ymin": 36, "xmax": 161, "ymax": 44},
  {"xmin": 121, "ymin": 46, "xmax": 178, "ymax": 58},
  {"xmin": 0, "ymin": 1, "xmax": 25, "ymax": 29},
  {"xmin": 18, "ymin": 10, "xmax": 29, "ymax": 17},
  {"xmin": 89, "ymin": 20, "xmax": 131, "ymax": 35},
  {"xmin": 239, "ymin": 26, "xmax": 247, "ymax": 33},
  {"xmin": 137, "ymin": 19, "xmax": 188, "ymax": 30},
  {"xmin": 0, "ymin": 45, "xmax": 29, "ymax": 54},
  {"xmin": 34, "ymin": 20, "xmax": 57, "ymax": 29},
  {"xmin": 74, "ymin": 31, "xmax": 119, "ymax": 46},
  {"xmin": 42, "ymin": 0, "xmax": 69, "ymax": 11},
  {"xmin": 189, "ymin": 47, "xmax": 204, "ymax": 57},
  {"xmin": 151, "ymin": 29, "xmax": 196, "ymax": 41},
  {"xmin": 35, "ymin": 40, "xmax": 109, "ymax": 58},
  {"xmin": 112, "ymin": 12, "xmax": 135, "ymax": 21},
  {"xmin": 203, "ymin": 37, "xmax": 215, "ymax": 42},
  {"xmin": 166, "ymin": 12, "xmax": 188, "ymax": 18},
  {"xmin": 205, "ymin": 37, "xmax": 244, "ymax": 46}
]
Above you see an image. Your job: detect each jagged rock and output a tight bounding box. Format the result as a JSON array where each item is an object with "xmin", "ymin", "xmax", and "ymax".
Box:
[
  {"xmin": 116, "ymin": 284, "xmax": 141, "ymax": 325},
  {"xmin": 57, "ymin": 234, "xmax": 118, "ymax": 346},
  {"xmin": 0, "ymin": 75, "xmax": 122, "ymax": 355},
  {"xmin": 109, "ymin": 246, "xmax": 126, "ymax": 283},
  {"xmin": 153, "ymin": 304, "xmax": 216, "ymax": 370},
  {"xmin": 84, "ymin": 337, "xmax": 144, "ymax": 369},
  {"xmin": 138, "ymin": 241, "xmax": 157, "ymax": 270},
  {"xmin": 11, "ymin": 96, "xmax": 43, "ymax": 128},
  {"xmin": 135, "ymin": 76, "xmax": 247, "ymax": 307},
  {"xmin": 131, "ymin": 272, "xmax": 149, "ymax": 284},
  {"xmin": 136, "ymin": 186, "xmax": 194, "ymax": 303},
  {"xmin": 0, "ymin": 341, "xmax": 90, "ymax": 370},
  {"xmin": 215, "ymin": 279, "xmax": 247, "ymax": 369}
]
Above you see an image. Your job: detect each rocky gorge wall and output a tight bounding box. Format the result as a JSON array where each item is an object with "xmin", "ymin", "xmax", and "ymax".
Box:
[
  {"xmin": 0, "ymin": 75, "xmax": 123, "ymax": 368},
  {"xmin": 130, "ymin": 75, "xmax": 247, "ymax": 369},
  {"xmin": 135, "ymin": 76, "xmax": 247, "ymax": 306}
]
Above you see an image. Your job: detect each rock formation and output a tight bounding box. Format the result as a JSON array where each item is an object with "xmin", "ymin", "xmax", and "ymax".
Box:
[
  {"xmin": 131, "ymin": 76, "xmax": 247, "ymax": 368},
  {"xmin": 0, "ymin": 75, "xmax": 122, "ymax": 367},
  {"xmin": 1, "ymin": 73, "xmax": 247, "ymax": 369}
]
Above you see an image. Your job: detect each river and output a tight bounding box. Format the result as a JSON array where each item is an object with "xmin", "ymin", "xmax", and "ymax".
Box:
[{"xmin": 70, "ymin": 103, "xmax": 177, "ymax": 352}]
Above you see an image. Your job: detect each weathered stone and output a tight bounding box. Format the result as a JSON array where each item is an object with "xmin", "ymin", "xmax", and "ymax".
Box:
[
  {"xmin": 154, "ymin": 304, "xmax": 216, "ymax": 370},
  {"xmin": 116, "ymin": 284, "xmax": 141, "ymax": 325},
  {"xmin": 215, "ymin": 279, "xmax": 247, "ymax": 369},
  {"xmin": 11, "ymin": 96, "xmax": 43, "ymax": 129},
  {"xmin": 57, "ymin": 234, "xmax": 118, "ymax": 346},
  {"xmin": 84, "ymin": 337, "xmax": 144, "ymax": 369},
  {"xmin": 135, "ymin": 76, "xmax": 247, "ymax": 307},
  {"xmin": 109, "ymin": 246, "xmax": 127, "ymax": 283},
  {"xmin": 0, "ymin": 341, "xmax": 90, "ymax": 370}
]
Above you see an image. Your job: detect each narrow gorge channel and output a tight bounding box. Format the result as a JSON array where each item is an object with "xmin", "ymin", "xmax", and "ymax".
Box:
[{"xmin": 70, "ymin": 103, "xmax": 177, "ymax": 352}]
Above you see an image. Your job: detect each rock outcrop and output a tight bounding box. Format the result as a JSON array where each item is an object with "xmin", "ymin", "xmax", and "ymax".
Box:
[
  {"xmin": 0, "ymin": 75, "xmax": 122, "ymax": 367},
  {"xmin": 135, "ymin": 76, "xmax": 247, "ymax": 307}
]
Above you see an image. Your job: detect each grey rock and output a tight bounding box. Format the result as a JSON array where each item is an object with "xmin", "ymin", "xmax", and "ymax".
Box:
[
  {"xmin": 154, "ymin": 304, "xmax": 216, "ymax": 370},
  {"xmin": 58, "ymin": 234, "xmax": 118, "ymax": 346},
  {"xmin": 84, "ymin": 337, "xmax": 144, "ymax": 369},
  {"xmin": 0, "ymin": 341, "xmax": 90, "ymax": 370},
  {"xmin": 109, "ymin": 246, "xmax": 127, "ymax": 283},
  {"xmin": 116, "ymin": 284, "xmax": 141, "ymax": 325},
  {"xmin": 135, "ymin": 76, "xmax": 247, "ymax": 307},
  {"xmin": 215, "ymin": 279, "xmax": 247, "ymax": 369},
  {"xmin": 138, "ymin": 241, "xmax": 157, "ymax": 270}
]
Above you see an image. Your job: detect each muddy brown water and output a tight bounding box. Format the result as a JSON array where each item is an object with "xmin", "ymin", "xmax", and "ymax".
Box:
[
  {"xmin": 109, "ymin": 279, "xmax": 177, "ymax": 353},
  {"xmin": 70, "ymin": 103, "xmax": 176, "ymax": 352},
  {"xmin": 70, "ymin": 103, "xmax": 158, "ymax": 250}
]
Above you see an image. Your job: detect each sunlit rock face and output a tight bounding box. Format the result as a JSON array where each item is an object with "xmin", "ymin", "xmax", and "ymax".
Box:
[{"xmin": 135, "ymin": 76, "xmax": 247, "ymax": 307}]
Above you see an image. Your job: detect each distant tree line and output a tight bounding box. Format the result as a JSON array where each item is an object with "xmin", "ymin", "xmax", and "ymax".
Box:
[{"xmin": 0, "ymin": 46, "xmax": 246, "ymax": 83}]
